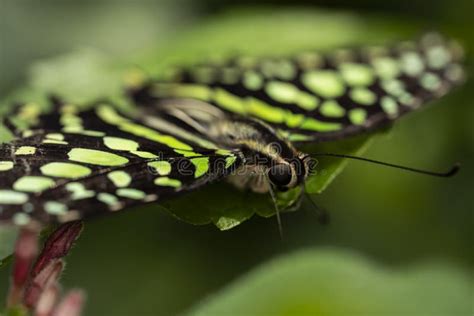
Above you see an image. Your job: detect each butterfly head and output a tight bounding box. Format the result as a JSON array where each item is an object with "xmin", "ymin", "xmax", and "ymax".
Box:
[{"xmin": 267, "ymin": 153, "xmax": 315, "ymax": 192}]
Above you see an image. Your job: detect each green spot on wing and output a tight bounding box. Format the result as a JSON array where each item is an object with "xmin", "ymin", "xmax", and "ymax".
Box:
[
  {"xmin": 401, "ymin": 52, "xmax": 425, "ymax": 76},
  {"xmin": 148, "ymin": 161, "xmax": 172, "ymax": 176},
  {"xmin": 382, "ymin": 79, "xmax": 406, "ymax": 97},
  {"xmin": 116, "ymin": 188, "xmax": 145, "ymax": 200},
  {"xmin": 121, "ymin": 122, "xmax": 193, "ymax": 151},
  {"xmin": 302, "ymin": 70, "xmax": 345, "ymax": 98},
  {"xmin": 190, "ymin": 157, "xmax": 210, "ymax": 178},
  {"xmin": 285, "ymin": 133, "xmax": 313, "ymax": 142},
  {"xmin": 104, "ymin": 136, "xmax": 140, "ymax": 151},
  {"xmin": 350, "ymin": 88, "xmax": 377, "ymax": 106},
  {"xmin": 381, "ymin": 97, "xmax": 399, "ymax": 117},
  {"xmin": 299, "ymin": 118, "xmax": 342, "ymax": 132},
  {"xmin": 421, "ymin": 73, "xmax": 441, "ymax": 91},
  {"xmin": 22, "ymin": 130, "xmax": 34, "ymax": 138},
  {"xmin": 97, "ymin": 192, "xmax": 119, "ymax": 206},
  {"xmin": 131, "ymin": 151, "xmax": 158, "ymax": 159},
  {"xmin": 426, "ymin": 46, "xmax": 451, "ymax": 69},
  {"xmin": 42, "ymin": 139, "xmax": 68, "ymax": 145},
  {"xmin": 0, "ymin": 190, "xmax": 28, "ymax": 204},
  {"xmin": 15, "ymin": 146, "xmax": 36, "ymax": 155},
  {"xmin": 398, "ymin": 93, "xmax": 416, "ymax": 107},
  {"xmin": 225, "ymin": 156, "xmax": 237, "ymax": 168},
  {"xmin": 372, "ymin": 57, "xmax": 400, "ymax": 79},
  {"xmin": 63, "ymin": 126, "xmax": 105, "ymax": 137},
  {"xmin": 46, "ymin": 133, "xmax": 64, "ymax": 141},
  {"xmin": 13, "ymin": 213, "xmax": 31, "ymax": 226},
  {"xmin": 215, "ymin": 149, "xmax": 233, "ymax": 156},
  {"xmin": 339, "ymin": 63, "xmax": 375, "ymax": 86},
  {"xmin": 13, "ymin": 176, "xmax": 55, "ymax": 193},
  {"xmin": 349, "ymin": 109, "xmax": 367, "ymax": 125},
  {"xmin": 214, "ymin": 89, "xmax": 247, "ymax": 115},
  {"xmin": 60, "ymin": 113, "xmax": 82, "ymax": 128},
  {"xmin": 265, "ymin": 81, "xmax": 319, "ymax": 110},
  {"xmin": 66, "ymin": 182, "xmax": 95, "ymax": 200},
  {"xmin": 40, "ymin": 162, "xmax": 92, "ymax": 179},
  {"xmin": 96, "ymin": 105, "xmax": 128, "ymax": 125},
  {"xmin": 243, "ymin": 71, "xmax": 263, "ymax": 90},
  {"xmin": 154, "ymin": 177, "xmax": 182, "ymax": 188},
  {"xmin": 246, "ymin": 98, "xmax": 322, "ymax": 131},
  {"xmin": 174, "ymin": 149, "xmax": 201, "ymax": 157},
  {"xmin": 247, "ymin": 98, "xmax": 286, "ymax": 123},
  {"xmin": 0, "ymin": 161, "xmax": 14, "ymax": 171},
  {"xmin": 44, "ymin": 201, "xmax": 68, "ymax": 215},
  {"xmin": 68, "ymin": 148, "xmax": 129, "ymax": 166},
  {"xmin": 107, "ymin": 171, "xmax": 132, "ymax": 188},
  {"xmin": 320, "ymin": 100, "xmax": 345, "ymax": 118}
]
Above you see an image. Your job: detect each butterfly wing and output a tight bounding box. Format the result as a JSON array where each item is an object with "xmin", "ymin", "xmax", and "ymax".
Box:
[
  {"xmin": 0, "ymin": 102, "xmax": 241, "ymax": 226},
  {"xmin": 131, "ymin": 33, "xmax": 465, "ymax": 142}
]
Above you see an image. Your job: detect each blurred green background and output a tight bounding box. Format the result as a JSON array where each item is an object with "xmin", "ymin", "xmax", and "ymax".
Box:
[{"xmin": 0, "ymin": 0, "xmax": 472, "ymax": 315}]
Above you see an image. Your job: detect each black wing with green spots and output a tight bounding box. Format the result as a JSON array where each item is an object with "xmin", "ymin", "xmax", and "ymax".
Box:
[
  {"xmin": 131, "ymin": 33, "xmax": 465, "ymax": 142},
  {"xmin": 0, "ymin": 102, "xmax": 240, "ymax": 225},
  {"xmin": 0, "ymin": 33, "xmax": 465, "ymax": 226}
]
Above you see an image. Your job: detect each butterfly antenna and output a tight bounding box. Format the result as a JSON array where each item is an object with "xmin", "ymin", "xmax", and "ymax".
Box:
[
  {"xmin": 267, "ymin": 177, "xmax": 284, "ymax": 239},
  {"xmin": 304, "ymin": 193, "xmax": 330, "ymax": 225},
  {"xmin": 312, "ymin": 153, "xmax": 460, "ymax": 178}
]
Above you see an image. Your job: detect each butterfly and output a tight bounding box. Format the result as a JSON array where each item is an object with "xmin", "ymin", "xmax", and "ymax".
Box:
[{"xmin": 0, "ymin": 33, "xmax": 465, "ymax": 228}]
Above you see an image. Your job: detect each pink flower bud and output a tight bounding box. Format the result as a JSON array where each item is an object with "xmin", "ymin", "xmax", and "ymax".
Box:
[
  {"xmin": 6, "ymin": 221, "xmax": 85, "ymax": 315},
  {"xmin": 24, "ymin": 260, "xmax": 63, "ymax": 308},
  {"xmin": 34, "ymin": 283, "xmax": 59, "ymax": 316},
  {"xmin": 52, "ymin": 290, "xmax": 85, "ymax": 316},
  {"xmin": 7, "ymin": 228, "xmax": 39, "ymax": 307},
  {"xmin": 33, "ymin": 221, "xmax": 83, "ymax": 277}
]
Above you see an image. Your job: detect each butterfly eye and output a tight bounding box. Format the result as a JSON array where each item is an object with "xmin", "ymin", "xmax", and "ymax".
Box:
[{"xmin": 268, "ymin": 163, "xmax": 293, "ymax": 187}]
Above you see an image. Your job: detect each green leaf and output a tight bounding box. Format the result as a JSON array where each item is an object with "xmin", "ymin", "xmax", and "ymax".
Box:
[
  {"xmin": 0, "ymin": 9, "xmax": 416, "ymax": 229},
  {"xmin": 0, "ymin": 255, "xmax": 13, "ymax": 271},
  {"xmin": 2, "ymin": 305, "xmax": 28, "ymax": 316},
  {"xmin": 185, "ymin": 249, "xmax": 472, "ymax": 316},
  {"xmin": 0, "ymin": 227, "xmax": 18, "ymax": 270},
  {"xmin": 138, "ymin": 8, "xmax": 417, "ymax": 74}
]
